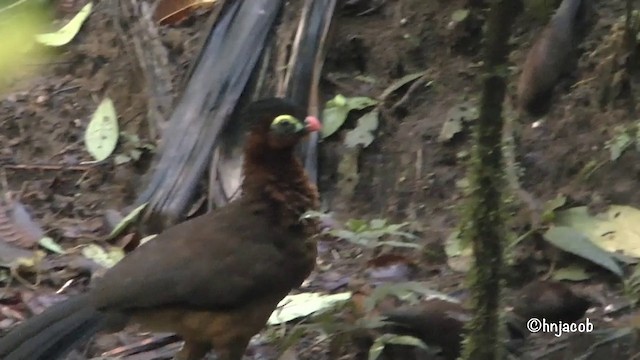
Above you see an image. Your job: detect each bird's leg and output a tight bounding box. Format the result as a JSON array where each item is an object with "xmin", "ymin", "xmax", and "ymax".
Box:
[
  {"xmin": 214, "ymin": 336, "xmax": 251, "ymax": 360},
  {"xmin": 175, "ymin": 341, "xmax": 211, "ymax": 360}
]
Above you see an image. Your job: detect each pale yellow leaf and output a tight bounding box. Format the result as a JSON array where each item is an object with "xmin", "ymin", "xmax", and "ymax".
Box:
[
  {"xmin": 85, "ymin": 97, "xmax": 119, "ymax": 161},
  {"xmin": 106, "ymin": 203, "xmax": 148, "ymax": 240},
  {"xmin": 36, "ymin": 2, "xmax": 93, "ymax": 47},
  {"xmin": 555, "ymin": 205, "xmax": 640, "ymax": 258},
  {"xmin": 81, "ymin": 243, "xmax": 124, "ymax": 268},
  {"xmin": 268, "ymin": 292, "xmax": 351, "ymax": 325}
]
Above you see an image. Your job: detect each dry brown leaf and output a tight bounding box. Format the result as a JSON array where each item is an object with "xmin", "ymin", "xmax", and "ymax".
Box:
[
  {"xmin": 366, "ymin": 254, "xmax": 415, "ymax": 283},
  {"xmin": 154, "ymin": 0, "xmax": 217, "ymax": 25},
  {"xmin": 0, "ymin": 200, "xmax": 45, "ymax": 248},
  {"xmin": 0, "ymin": 305, "xmax": 25, "ymax": 322},
  {"xmin": 21, "ymin": 292, "xmax": 68, "ymax": 316}
]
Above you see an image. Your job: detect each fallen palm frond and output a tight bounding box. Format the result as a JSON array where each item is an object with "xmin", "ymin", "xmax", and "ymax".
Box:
[
  {"xmin": 132, "ymin": 0, "xmax": 282, "ymax": 230},
  {"xmin": 208, "ymin": 0, "xmax": 337, "ymax": 208}
]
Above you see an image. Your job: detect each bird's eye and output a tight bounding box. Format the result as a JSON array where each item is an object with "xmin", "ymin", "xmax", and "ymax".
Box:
[{"xmin": 271, "ymin": 115, "xmax": 303, "ymax": 134}]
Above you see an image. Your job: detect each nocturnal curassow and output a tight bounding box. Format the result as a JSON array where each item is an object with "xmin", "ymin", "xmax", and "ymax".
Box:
[{"xmin": 0, "ymin": 98, "xmax": 322, "ymax": 360}]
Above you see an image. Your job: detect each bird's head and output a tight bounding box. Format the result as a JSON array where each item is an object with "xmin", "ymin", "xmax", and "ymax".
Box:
[{"xmin": 244, "ymin": 98, "xmax": 321, "ymax": 150}]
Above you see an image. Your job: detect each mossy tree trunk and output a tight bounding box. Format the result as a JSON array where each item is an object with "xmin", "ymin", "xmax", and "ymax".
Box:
[{"xmin": 459, "ymin": 1, "xmax": 519, "ymax": 359}]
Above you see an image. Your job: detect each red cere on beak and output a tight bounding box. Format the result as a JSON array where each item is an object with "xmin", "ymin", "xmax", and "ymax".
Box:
[{"xmin": 304, "ymin": 116, "xmax": 321, "ymax": 133}]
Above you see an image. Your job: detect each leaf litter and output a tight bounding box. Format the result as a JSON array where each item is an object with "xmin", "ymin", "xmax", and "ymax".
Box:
[
  {"xmin": 3, "ymin": 0, "xmax": 640, "ymax": 359},
  {"xmin": 321, "ymin": 94, "xmax": 378, "ymax": 138},
  {"xmin": 0, "ymin": 193, "xmax": 45, "ymax": 250},
  {"xmin": 36, "ymin": 2, "xmax": 94, "ymax": 47},
  {"xmin": 84, "ymin": 97, "xmax": 119, "ymax": 162}
]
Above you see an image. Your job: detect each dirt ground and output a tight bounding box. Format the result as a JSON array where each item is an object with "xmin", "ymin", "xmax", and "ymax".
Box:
[{"xmin": 2, "ymin": 0, "xmax": 640, "ymax": 359}]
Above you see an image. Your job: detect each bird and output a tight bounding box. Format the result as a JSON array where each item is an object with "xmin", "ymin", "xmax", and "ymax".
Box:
[
  {"xmin": 0, "ymin": 98, "xmax": 322, "ymax": 360},
  {"xmin": 380, "ymin": 299, "xmax": 470, "ymax": 360},
  {"xmin": 510, "ymin": 279, "xmax": 591, "ymax": 323},
  {"xmin": 517, "ymin": 0, "xmax": 588, "ymax": 114},
  {"xmin": 370, "ymin": 287, "xmax": 572, "ymax": 360}
]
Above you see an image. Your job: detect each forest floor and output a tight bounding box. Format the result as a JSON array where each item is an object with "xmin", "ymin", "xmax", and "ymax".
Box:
[{"xmin": 1, "ymin": 0, "xmax": 640, "ymax": 359}]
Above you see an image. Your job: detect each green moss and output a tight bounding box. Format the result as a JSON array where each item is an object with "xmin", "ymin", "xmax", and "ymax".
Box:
[{"xmin": 457, "ymin": 0, "xmax": 518, "ymax": 358}]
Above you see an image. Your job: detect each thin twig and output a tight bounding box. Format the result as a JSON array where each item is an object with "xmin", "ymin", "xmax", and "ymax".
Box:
[
  {"xmin": 390, "ymin": 75, "xmax": 430, "ymax": 111},
  {"xmin": 503, "ymin": 114, "xmax": 543, "ymax": 228},
  {"xmin": 50, "ymin": 85, "xmax": 80, "ymax": 96},
  {"xmin": 47, "ymin": 139, "xmax": 83, "ymax": 161},
  {"xmin": 2, "ymin": 163, "xmax": 99, "ymax": 171},
  {"xmin": 280, "ymin": 0, "xmax": 311, "ymax": 95},
  {"xmin": 308, "ymin": 0, "xmax": 337, "ymax": 117}
]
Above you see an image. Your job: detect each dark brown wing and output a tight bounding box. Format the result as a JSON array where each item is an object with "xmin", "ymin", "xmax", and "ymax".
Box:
[{"xmin": 90, "ymin": 198, "xmax": 308, "ymax": 311}]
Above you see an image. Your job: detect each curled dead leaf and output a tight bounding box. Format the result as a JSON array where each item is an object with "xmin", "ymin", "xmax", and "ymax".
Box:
[
  {"xmin": 154, "ymin": 0, "xmax": 218, "ymax": 25},
  {"xmin": 0, "ymin": 199, "xmax": 45, "ymax": 248}
]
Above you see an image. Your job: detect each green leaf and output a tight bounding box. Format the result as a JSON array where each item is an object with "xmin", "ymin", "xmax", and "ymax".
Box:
[
  {"xmin": 387, "ymin": 230, "xmax": 418, "ymax": 240},
  {"xmin": 369, "ymin": 219, "xmax": 388, "ymax": 229},
  {"xmin": 332, "ymin": 219, "xmax": 418, "ymax": 249},
  {"xmin": 106, "ymin": 203, "xmax": 148, "ymax": 240},
  {"xmin": 343, "ymin": 97, "xmax": 378, "ymax": 109},
  {"xmin": 36, "ymin": 2, "xmax": 93, "ymax": 47},
  {"xmin": 438, "ymin": 102, "xmax": 478, "ymax": 142},
  {"xmin": 328, "ymin": 229, "xmax": 357, "ymax": 242},
  {"xmin": 444, "ymin": 230, "xmax": 472, "ymax": 272},
  {"xmin": 344, "ymin": 110, "xmax": 379, "ymax": 148},
  {"xmin": 451, "ymin": 9, "xmax": 470, "ymax": 23},
  {"xmin": 38, "ymin": 236, "xmax": 65, "ymax": 254},
  {"xmin": 81, "ymin": 243, "xmax": 124, "ymax": 268},
  {"xmin": 369, "ymin": 334, "xmax": 428, "ymax": 360},
  {"xmin": 381, "ymin": 334, "xmax": 428, "ymax": 348},
  {"xmin": 376, "ymin": 240, "xmax": 422, "ymax": 249},
  {"xmin": 444, "ymin": 230, "xmax": 466, "ymax": 257},
  {"xmin": 552, "ymin": 265, "xmax": 591, "ymax": 281},
  {"xmin": 382, "ymin": 223, "xmax": 410, "ymax": 232},
  {"xmin": 544, "ymin": 194, "xmax": 567, "ymax": 213},
  {"xmin": 85, "ymin": 97, "xmax": 119, "ymax": 161},
  {"xmin": 322, "ymin": 95, "xmax": 378, "ymax": 138},
  {"xmin": 346, "ymin": 219, "xmax": 368, "ymax": 232},
  {"xmin": 113, "ymin": 154, "xmax": 131, "ymax": 165},
  {"xmin": 607, "ymin": 129, "xmax": 633, "ymax": 161},
  {"xmin": 555, "ymin": 205, "xmax": 640, "ymax": 258},
  {"xmin": 379, "ymin": 71, "xmax": 428, "ymax": 100},
  {"xmin": 541, "ymin": 194, "xmax": 567, "ymax": 222},
  {"xmin": 455, "ymin": 177, "xmax": 470, "ymax": 190},
  {"xmin": 322, "ymin": 108, "xmax": 349, "ymax": 138},
  {"xmin": 267, "ymin": 292, "xmax": 352, "ymax": 325},
  {"xmin": 438, "ymin": 116, "xmax": 462, "ymax": 142},
  {"xmin": 368, "ymin": 339, "xmax": 385, "ymax": 360},
  {"xmin": 543, "ymin": 226, "xmax": 623, "ymax": 276}
]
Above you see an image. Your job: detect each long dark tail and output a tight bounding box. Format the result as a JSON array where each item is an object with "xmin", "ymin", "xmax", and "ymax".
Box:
[{"xmin": 0, "ymin": 294, "xmax": 107, "ymax": 360}]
